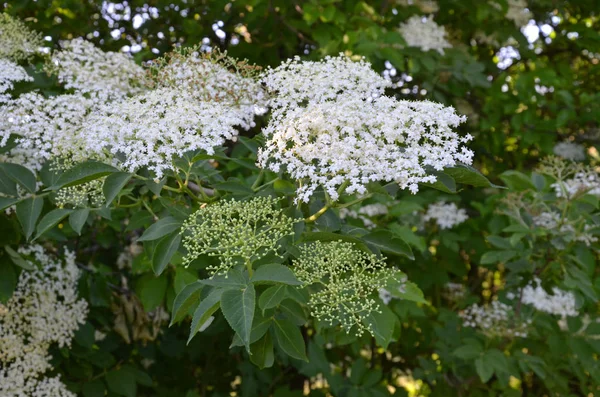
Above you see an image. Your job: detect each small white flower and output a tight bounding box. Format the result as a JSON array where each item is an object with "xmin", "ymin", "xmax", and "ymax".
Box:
[
  {"xmin": 521, "ymin": 279, "xmax": 578, "ymax": 317},
  {"xmin": 424, "ymin": 201, "xmax": 468, "ymax": 229},
  {"xmin": 399, "ymin": 15, "xmax": 452, "ymax": 55}
]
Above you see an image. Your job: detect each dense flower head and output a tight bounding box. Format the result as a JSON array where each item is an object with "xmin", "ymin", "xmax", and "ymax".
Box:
[
  {"xmin": 521, "ymin": 279, "xmax": 578, "ymax": 317},
  {"xmin": 532, "ymin": 211, "xmax": 598, "ymax": 247},
  {"xmin": 399, "ymin": 15, "xmax": 452, "ymax": 55},
  {"xmin": 424, "ymin": 201, "xmax": 469, "ymax": 229},
  {"xmin": 0, "ymin": 92, "xmax": 97, "ymax": 168},
  {"xmin": 0, "ymin": 244, "xmax": 88, "ymax": 396},
  {"xmin": 0, "ymin": 13, "xmax": 43, "ymax": 61},
  {"xmin": 261, "ymin": 54, "xmax": 391, "ymax": 110},
  {"xmin": 551, "ymin": 171, "xmax": 600, "ymax": 198},
  {"xmin": 148, "ymin": 47, "xmax": 265, "ymax": 109},
  {"xmin": 292, "ymin": 241, "xmax": 397, "ymax": 336},
  {"xmin": 461, "ymin": 300, "xmax": 530, "ymax": 338},
  {"xmin": 553, "ymin": 141, "xmax": 586, "ymax": 161},
  {"xmin": 45, "ymin": 38, "xmax": 147, "ymax": 100},
  {"xmin": 82, "ymin": 87, "xmax": 256, "ymax": 177},
  {"xmin": 181, "ymin": 197, "xmax": 296, "ymax": 275},
  {"xmin": 0, "ymin": 59, "xmax": 33, "ymax": 102},
  {"xmin": 503, "ymin": 0, "xmax": 532, "ymax": 27},
  {"xmin": 258, "ymin": 95, "xmax": 472, "ymax": 202}
]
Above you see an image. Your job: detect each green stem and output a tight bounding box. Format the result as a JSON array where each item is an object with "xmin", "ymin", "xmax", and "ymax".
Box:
[
  {"xmin": 305, "ymin": 204, "xmax": 330, "ymax": 222},
  {"xmin": 336, "ymin": 193, "xmax": 374, "ymax": 209},
  {"xmin": 251, "ymin": 170, "xmax": 265, "ymax": 191},
  {"xmin": 245, "ymin": 259, "xmax": 253, "ymax": 277}
]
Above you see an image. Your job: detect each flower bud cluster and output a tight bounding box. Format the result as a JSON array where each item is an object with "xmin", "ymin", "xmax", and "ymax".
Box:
[
  {"xmin": 0, "ymin": 245, "xmax": 88, "ymax": 396},
  {"xmin": 292, "ymin": 241, "xmax": 397, "ymax": 336},
  {"xmin": 0, "ymin": 14, "xmax": 43, "ymax": 61},
  {"xmin": 181, "ymin": 197, "xmax": 296, "ymax": 276}
]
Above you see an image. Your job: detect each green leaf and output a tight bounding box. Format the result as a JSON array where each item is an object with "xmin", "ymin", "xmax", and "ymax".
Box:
[
  {"xmin": 106, "ymin": 366, "xmax": 137, "ymax": 397},
  {"xmin": 200, "ymin": 270, "xmax": 247, "ymax": 289},
  {"xmin": 137, "ymin": 275, "xmax": 168, "ymax": 311},
  {"xmin": 475, "ymin": 356, "xmax": 494, "ymax": 383},
  {"xmin": 0, "ymin": 170, "xmax": 18, "ymax": 196},
  {"xmin": 151, "ymin": 232, "xmax": 181, "ymax": 275},
  {"xmin": 34, "ymin": 208, "xmax": 73, "ymax": 240},
  {"xmin": 444, "ymin": 164, "xmax": 502, "ymax": 188},
  {"xmin": 391, "ymin": 281, "xmax": 427, "ymax": 304},
  {"xmin": 69, "ymin": 208, "xmax": 89, "ymax": 235},
  {"xmin": 49, "ymin": 161, "xmax": 118, "ymax": 190},
  {"xmin": 273, "ymin": 318, "xmax": 308, "ymax": 361},
  {"xmin": 137, "ymin": 216, "xmax": 182, "ymax": 242},
  {"xmin": 103, "ymin": 172, "xmax": 133, "ymax": 205},
  {"xmin": 480, "ymin": 250, "xmax": 518, "ymax": 265},
  {"xmin": 499, "ymin": 170, "xmax": 536, "ymax": 191},
  {"xmin": 230, "ymin": 312, "xmax": 272, "ymax": 347},
  {"xmin": 423, "ymin": 172, "xmax": 456, "ymax": 193},
  {"xmin": 0, "ymin": 197, "xmax": 19, "ymax": 211},
  {"xmin": 279, "ymin": 299, "xmax": 307, "ymax": 326},
  {"xmin": 251, "ymin": 264, "xmax": 302, "ymax": 285},
  {"xmin": 453, "ymin": 344, "xmax": 483, "ymax": 360},
  {"xmin": 301, "ymin": 231, "xmax": 370, "ymax": 253},
  {"xmin": 258, "ymin": 284, "xmax": 287, "ymax": 311},
  {"xmin": 221, "ymin": 284, "xmax": 256, "ymax": 352},
  {"xmin": 82, "ymin": 380, "xmax": 106, "ymax": 397},
  {"xmin": 171, "ymin": 281, "xmax": 203, "ymax": 326},
  {"xmin": 16, "ymin": 196, "xmax": 43, "ymax": 240},
  {"xmin": 0, "ymin": 257, "xmax": 18, "ymax": 303},
  {"xmin": 0, "ymin": 163, "xmax": 36, "ymax": 193},
  {"xmin": 362, "ymin": 231, "xmax": 414, "ymax": 260},
  {"xmin": 216, "ymin": 181, "xmax": 254, "ymax": 195},
  {"xmin": 250, "ymin": 332, "xmax": 275, "ymax": 369},
  {"xmin": 188, "ymin": 288, "xmax": 222, "ymax": 343},
  {"xmin": 5, "ymin": 245, "xmax": 35, "ymax": 270},
  {"xmin": 363, "ymin": 305, "xmax": 396, "ymax": 349}
]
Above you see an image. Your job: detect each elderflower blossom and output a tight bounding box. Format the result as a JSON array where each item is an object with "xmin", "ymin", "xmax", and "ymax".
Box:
[
  {"xmin": 461, "ymin": 300, "xmax": 530, "ymax": 338},
  {"xmin": 46, "ymin": 38, "xmax": 147, "ymax": 100},
  {"xmin": 553, "ymin": 141, "xmax": 586, "ymax": 161},
  {"xmin": 259, "ymin": 96, "xmax": 472, "ymax": 202},
  {"xmin": 82, "ymin": 87, "xmax": 256, "ymax": 177},
  {"xmin": 0, "ymin": 245, "xmax": 88, "ymax": 396},
  {"xmin": 0, "ymin": 59, "xmax": 32, "ymax": 102},
  {"xmin": 293, "ymin": 241, "xmax": 397, "ymax": 336},
  {"xmin": 0, "ymin": 14, "xmax": 43, "ymax": 61},
  {"xmin": 340, "ymin": 203, "xmax": 389, "ymax": 229},
  {"xmin": 261, "ymin": 54, "xmax": 391, "ymax": 111},
  {"xmin": 399, "ymin": 15, "xmax": 452, "ymax": 55},
  {"xmin": 181, "ymin": 197, "xmax": 296, "ymax": 276},
  {"xmin": 551, "ymin": 171, "xmax": 600, "ymax": 198},
  {"xmin": 521, "ymin": 279, "xmax": 578, "ymax": 317},
  {"xmin": 424, "ymin": 201, "xmax": 468, "ymax": 229}
]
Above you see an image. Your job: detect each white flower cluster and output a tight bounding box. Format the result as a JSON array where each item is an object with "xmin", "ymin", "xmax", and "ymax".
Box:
[
  {"xmin": 399, "ymin": 15, "xmax": 452, "ymax": 55},
  {"xmin": 442, "ymin": 282, "xmax": 466, "ymax": 302},
  {"xmin": 424, "ymin": 201, "xmax": 468, "ymax": 229},
  {"xmin": 261, "ymin": 55, "xmax": 390, "ymax": 110},
  {"xmin": 552, "ymin": 141, "xmax": 586, "ymax": 161},
  {"xmin": 551, "ymin": 171, "xmax": 600, "ymax": 198},
  {"xmin": 0, "ymin": 245, "xmax": 88, "ymax": 397},
  {"xmin": 46, "ymin": 38, "xmax": 147, "ymax": 101},
  {"xmin": 259, "ymin": 62, "xmax": 473, "ymax": 202},
  {"xmin": 521, "ymin": 279, "xmax": 578, "ymax": 317},
  {"xmin": 0, "ymin": 59, "xmax": 32, "ymax": 103},
  {"xmin": 461, "ymin": 300, "xmax": 530, "ymax": 338},
  {"xmin": 0, "ymin": 13, "xmax": 43, "ymax": 61},
  {"xmin": 340, "ymin": 203, "xmax": 389, "ymax": 229},
  {"xmin": 532, "ymin": 211, "xmax": 598, "ymax": 247}
]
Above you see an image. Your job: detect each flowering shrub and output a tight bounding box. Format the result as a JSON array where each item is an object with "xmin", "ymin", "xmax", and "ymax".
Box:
[{"xmin": 0, "ymin": 1, "xmax": 599, "ymax": 395}]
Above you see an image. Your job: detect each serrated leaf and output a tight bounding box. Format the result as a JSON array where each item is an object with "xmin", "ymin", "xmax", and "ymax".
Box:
[
  {"xmin": 0, "ymin": 163, "xmax": 36, "ymax": 193},
  {"xmin": 34, "ymin": 208, "xmax": 73, "ymax": 240},
  {"xmin": 362, "ymin": 231, "xmax": 414, "ymax": 260},
  {"xmin": 251, "ymin": 264, "xmax": 302, "ymax": 285},
  {"xmin": 137, "ymin": 216, "xmax": 181, "ymax": 242},
  {"xmin": 362, "ymin": 304, "xmax": 396, "ymax": 349},
  {"xmin": 0, "ymin": 197, "xmax": 19, "ymax": 211},
  {"xmin": 16, "ymin": 196, "xmax": 43, "ymax": 240},
  {"xmin": 169, "ymin": 281, "xmax": 204, "ymax": 327},
  {"xmin": 250, "ymin": 332, "xmax": 274, "ymax": 369},
  {"xmin": 475, "ymin": 356, "xmax": 494, "ymax": 383},
  {"xmin": 221, "ymin": 284, "xmax": 255, "ymax": 352},
  {"xmin": 200, "ymin": 269, "xmax": 247, "ymax": 289},
  {"xmin": 273, "ymin": 317, "xmax": 308, "ymax": 361},
  {"xmin": 444, "ymin": 164, "xmax": 503, "ymax": 188},
  {"xmin": 188, "ymin": 288, "xmax": 222, "ymax": 343},
  {"xmin": 230, "ymin": 313, "xmax": 272, "ymax": 348},
  {"xmin": 69, "ymin": 208, "xmax": 89, "ymax": 235},
  {"xmin": 258, "ymin": 284, "xmax": 287, "ymax": 311},
  {"xmin": 49, "ymin": 161, "xmax": 118, "ymax": 190},
  {"xmin": 151, "ymin": 232, "xmax": 181, "ymax": 275},
  {"xmin": 423, "ymin": 171, "xmax": 456, "ymax": 193},
  {"xmin": 103, "ymin": 172, "xmax": 132, "ymax": 205}
]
